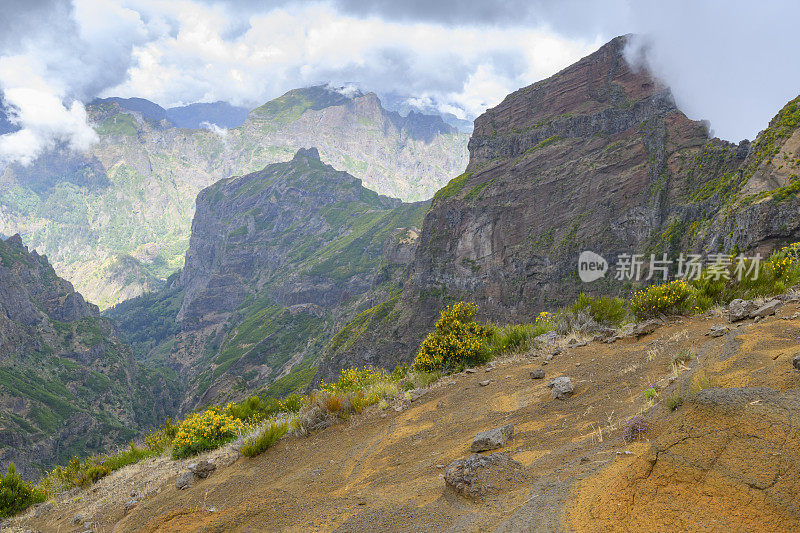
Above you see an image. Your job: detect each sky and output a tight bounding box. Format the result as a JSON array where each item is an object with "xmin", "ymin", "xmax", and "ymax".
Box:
[{"xmin": 1, "ymin": 0, "xmax": 800, "ymax": 164}]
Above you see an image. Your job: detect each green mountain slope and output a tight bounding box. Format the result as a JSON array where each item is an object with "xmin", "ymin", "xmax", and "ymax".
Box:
[{"xmin": 0, "ymin": 235, "xmax": 180, "ymax": 480}]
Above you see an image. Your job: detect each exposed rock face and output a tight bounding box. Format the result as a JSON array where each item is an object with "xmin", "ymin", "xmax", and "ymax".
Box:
[
  {"xmin": 178, "ymin": 148, "xmax": 418, "ymax": 326},
  {"xmin": 0, "ymin": 85, "xmax": 468, "ymax": 308},
  {"xmin": 324, "ymin": 36, "xmax": 800, "ymax": 375},
  {"xmin": 116, "ymin": 149, "xmax": 427, "ymax": 410},
  {"xmin": 0, "ymin": 235, "xmax": 179, "ymax": 480},
  {"xmin": 320, "ymin": 36, "xmax": 732, "ymax": 373}
]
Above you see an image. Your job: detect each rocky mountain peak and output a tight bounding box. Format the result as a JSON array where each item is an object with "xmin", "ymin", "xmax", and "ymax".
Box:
[{"xmin": 292, "ymin": 147, "xmax": 321, "ymax": 161}]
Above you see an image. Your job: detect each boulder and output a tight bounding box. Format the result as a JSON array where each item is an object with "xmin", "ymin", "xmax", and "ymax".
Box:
[
  {"xmin": 793, "ymin": 354, "xmax": 800, "ymax": 371},
  {"xmin": 470, "ymin": 424, "xmax": 514, "ymax": 452},
  {"xmin": 479, "ymin": 380, "xmax": 491, "ymax": 386},
  {"xmin": 707, "ymin": 324, "xmax": 730, "ymax": 337},
  {"xmin": 633, "ymin": 319, "xmax": 662, "ymax": 337},
  {"xmin": 751, "ymin": 300, "xmax": 781, "ymax": 318},
  {"xmin": 532, "ymin": 331, "xmax": 559, "ymax": 346},
  {"xmin": 548, "ymin": 376, "xmax": 574, "ymax": 400},
  {"xmin": 175, "ymin": 471, "xmax": 195, "ymax": 490},
  {"xmin": 729, "ymin": 299, "xmax": 758, "ymax": 322},
  {"xmin": 189, "ymin": 459, "xmax": 216, "ymax": 479},
  {"xmin": 530, "ymin": 369, "xmax": 545, "ymax": 380},
  {"xmin": 444, "ymin": 452, "xmax": 523, "ymax": 497}
]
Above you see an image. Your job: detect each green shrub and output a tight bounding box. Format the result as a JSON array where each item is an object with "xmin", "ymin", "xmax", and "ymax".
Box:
[
  {"xmin": 666, "ymin": 393, "xmax": 684, "ymax": 411},
  {"xmin": 487, "ymin": 322, "xmax": 551, "ymax": 356},
  {"xmin": 239, "ymin": 422, "xmax": 288, "ymax": 458},
  {"xmin": 0, "ymin": 463, "xmax": 46, "ymax": 518},
  {"xmin": 644, "ymin": 387, "xmax": 658, "ymax": 401},
  {"xmin": 568, "ymin": 293, "xmax": 629, "ymax": 326},
  {"xmin": 413, "ymin": 302, "xmax": 494, "ymax": 372}
]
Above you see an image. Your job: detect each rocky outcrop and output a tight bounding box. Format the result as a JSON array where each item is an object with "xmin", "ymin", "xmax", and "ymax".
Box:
[{"xmin": 328, "ymin": 36, "xmax": 800, "ymax": 375}]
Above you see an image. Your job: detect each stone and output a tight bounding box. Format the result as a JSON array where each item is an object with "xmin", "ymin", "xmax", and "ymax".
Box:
[
  {"xmin": 707, "ymin": 324, "xmax": 730, "ymax": 337},
  {"xmin": 529, "ymin": 369, "xmax": 545, "ymax": 380},
  {"xmin": 729, "ymin": 299, "xmax": 758, "ymax": 322},
  {"xmin": 125, "ymin": 499, "xmax": 139, "ymax": 512},
  {"xmin": 470, "ymin": 424, "xmax": 514, "ymax": 452},
  {"xmin": 189, "ymin": 459, "xmax": 216, "ymax": 479},
  {"xmin": 532, "ymin": 331, "xmax": 559, "ymax": 346},
  {"xmin": 33, "ymin": 502, "xmax": 53, "ymax": 518},
  {"xmin": 751, "ymin": 300, "xmax": 782, "ymax": 318},
  {"xmin": 406, "ymin": 388, "xmax": 428, "ymax": 402},
  {"xmin": 72, "ymin": 513, "xmax": 85, "ymax": 525},
  {"xmin": 444, "ymin": 452, "xmax": 523, "ymax": 498},
  {"xmin": 175, "ymin": 471, "xmax": 195, "ymax": 490},
  {"xmin": 479, "ymin": 380, "xmax": 490, "ymax": 386},
  {"xmin": 793, "ymin": 354, "xmax": 800, "ymax": 371},
  {"xmin": 633, "ymin": 319, "xmax": 662, "ymax": 338},
  {"xmin": 548, "ymin": 376, "xmax": 574, "ymax": 400},
  {"xmin": 465, "ymin": 368, "xmax": 477, "ymax": 374}
]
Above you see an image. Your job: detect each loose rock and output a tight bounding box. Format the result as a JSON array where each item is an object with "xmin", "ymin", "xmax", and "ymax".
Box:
[
  {"xmin": 175, "ymin": 471, "xmax": 195, "ymax": 490},
  {"xmin": 470, "ymin": 424, "xmax": 514, "ymax": 452},
  {"xmin": 444, "ymin": 452, "xmax": 523, "ymax": 497},
  {"xmin": 634, "ymin": 319, "xmax": 662, "ymax": 337},
  {"xmin": 548, "ymin": 376, "xmax": 574, "ymax": 400},
  {"xmin": 406, "ymin": 388, "xmax": 428, "ymax": 402},
  {"xmin": 529, "ymin": 369, "xmax": 545, "ymax": 380},
  {"xmin": 729, "ymin": 299, "xmax": 758, "ymax": 322},
  {"xmin": 707, "ymin": 324, "xmax": 729, "ymax": 337},
  {"xmin": 751, "ymin": 300, "xmax": 781, "ymax": 318},
  {"xmin": 479, "ymin": 380, "xmax": 490, "ymax": 386},
  {"xmin": 793, "ymin": 354, "xmax": 800, "ymax": 371},
  {"xmin": 189, "ymin": 459, "xmax": 216, "ymax": 479}
]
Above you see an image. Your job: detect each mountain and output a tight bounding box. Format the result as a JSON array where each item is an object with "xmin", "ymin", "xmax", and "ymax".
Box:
[
  {"xmin": 108, "ymin": 149, "xmax": 427, "ymax": 411},
  {"xmin": 0, "ymin": 85, "xmax": 469, "ymax": 309},
  {"xmin": 315, "ymin": 35, "xmax": 800, "ymax": 380},
  {"xmin": 165, "ymin": 102, "xmax": 250, "ymax": 129},
  {"xmin": 0, "ymin": 235, "xmax": 180, "ymax": 480},
  {"xmin": 378, "ymin": 91, "xmax": 474, "ymax": 133}
]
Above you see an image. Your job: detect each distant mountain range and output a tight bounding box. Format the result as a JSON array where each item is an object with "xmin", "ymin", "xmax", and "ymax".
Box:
[
  {"xmin": 0, "ymin": 85, "xmax": 469, "ymax": 309},
  {"xmin": 90, "ymin": 97, "xmax": 251, "ymax": 129}
]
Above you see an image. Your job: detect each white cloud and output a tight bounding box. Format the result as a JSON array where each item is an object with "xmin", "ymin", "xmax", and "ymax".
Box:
[{"xmin": 200, "ymin": 121, "xmax": 228, "ymax": 137}]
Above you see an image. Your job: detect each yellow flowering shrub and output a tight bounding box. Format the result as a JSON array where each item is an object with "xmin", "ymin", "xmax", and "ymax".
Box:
[
  {"xmin": 171, "ymin": 406, "xmax": 245, "ymax": 459},
  {"xmin": 320, "ymin": 366, "xmax": 390, "ymax": 393},
  {"xmin": 412, "ymin": 301, "xmax": 494, "ymax": 372},
  {"xmin": 630, "ymin": 279, "xmax": 695, "ymax": 320}
]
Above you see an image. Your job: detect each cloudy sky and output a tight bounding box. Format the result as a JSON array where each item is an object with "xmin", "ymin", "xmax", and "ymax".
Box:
[{"xmin": 1, "ymin": 0, "xmax": 800, "ymax": 164}]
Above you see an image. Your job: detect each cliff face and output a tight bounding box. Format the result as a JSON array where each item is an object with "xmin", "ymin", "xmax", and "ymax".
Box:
[
  {"xmin": 0, "ymin": 235, "xmax": 179, "ymax": 480},
  {"xmin": 318, "ymin": 36, "xmax": 800, "ymax": 378},
  {"xmin": 0, "ymin": 86, "xmax": 468, "ymax": 309},
  {"xmin": 111, "ymin": 149, "xmax": 426, "ymax": 411}
]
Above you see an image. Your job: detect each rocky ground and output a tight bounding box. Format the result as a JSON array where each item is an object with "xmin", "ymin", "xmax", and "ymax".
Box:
[{"xmin": 7, "ymin": 292, "xmax": 800, "ymax": 532}]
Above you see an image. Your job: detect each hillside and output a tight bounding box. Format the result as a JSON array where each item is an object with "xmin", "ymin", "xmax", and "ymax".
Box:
[
  {"xmin": 0, "ymin": 235, "xmax": 180, "ymax": 480},
  {"xmin": 10, "ymin": 292, "xmax": 800, "ymax": 531},
  {"xmin": 108, "ymin": 149, "xmax": 428, "ymax": 412},
  {"xmin": 0, "ymin": 85, "xmax": 468, "ymax": 308},
  {"xmin": 315, "ymin": 35, "xmax": 800, "ymax": 380}
]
